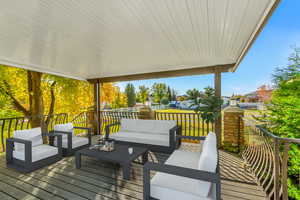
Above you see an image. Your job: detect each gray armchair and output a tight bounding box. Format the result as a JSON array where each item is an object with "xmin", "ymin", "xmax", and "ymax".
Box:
[
  {"xmin": 52, "ymin": 123, "xmax": 92, "ymax": 156},
  {"xmin": 143, "ymin": 133, "xmax": 220, "ymax": 200},
  {"xmin": 6, "ymin": 127, "xmax": 62, "ymax": 173}
]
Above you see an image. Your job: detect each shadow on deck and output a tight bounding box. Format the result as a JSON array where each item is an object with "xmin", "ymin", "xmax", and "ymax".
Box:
[{"xmin": 0, "ymin": 143, "xmax": 266, "ymax": 200}]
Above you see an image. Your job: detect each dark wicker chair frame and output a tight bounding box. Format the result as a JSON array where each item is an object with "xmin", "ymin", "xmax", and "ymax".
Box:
[
  {"xmin": 105, "ymin": 122, "xmax": 181, "ymax": 154},
  {"xmin": 51, "ymin": 127, "xmax": 92, "ymax": 156},
  {"xmin": 6, "ymin": 133, "xmax": 63, "ymax": 173},
  {"xmin": 143, "ymin": 135, "xmax": 221, "ymax": 200}
]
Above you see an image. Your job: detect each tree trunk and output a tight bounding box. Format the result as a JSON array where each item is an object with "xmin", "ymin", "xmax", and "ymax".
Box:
[{"xmin": 27, "ymin": 71, "xmax": 44, "ymax": 128}]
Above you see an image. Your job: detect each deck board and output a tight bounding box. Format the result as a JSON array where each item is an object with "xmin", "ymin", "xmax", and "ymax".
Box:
[{"xmin": 0, "ymin": 143, "xmax": 266, "ymax": 200}]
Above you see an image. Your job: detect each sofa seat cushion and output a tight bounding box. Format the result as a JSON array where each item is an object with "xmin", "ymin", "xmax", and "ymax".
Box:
[
  {"xmin": 13, "ymin": 145, "xmax": 58, "ymax": 162},
  {"xmin": 151, "ymin": 150, "xmax": 215, "ymax": 200},
  {"xmin": 109, "ymin": 131, "xmax": 169, "ymax": 146},
  {"xmin": 54, "ymin": 136, "xmax": 89, "ymax": 149},
  {"xmin": 120, "ymin": 119, "xmax": 176, "ymax": 135}
]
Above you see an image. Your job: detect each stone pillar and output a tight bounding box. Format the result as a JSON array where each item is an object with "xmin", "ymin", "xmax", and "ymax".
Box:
[
  {"xmin": 138, "ymin": 106, "xmax": 155, "ymax": 120},
  {"xmin": 223, "ymin": 105, "xmax": 244, "ymax": 152}
]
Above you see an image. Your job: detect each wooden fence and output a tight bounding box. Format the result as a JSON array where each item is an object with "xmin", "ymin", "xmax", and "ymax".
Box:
[
  {"xmin": 0, "ymin": 113, "xmax": 68, "ymax": 152},
  {"xmin": 242, "ymin": 118, "xmax": 300, "ymax": 200}
]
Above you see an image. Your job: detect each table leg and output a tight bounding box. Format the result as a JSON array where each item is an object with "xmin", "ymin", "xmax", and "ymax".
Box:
[
  {"xmin": 142, "ymin": 151, "xmax": 148, "ymax": 164},
  {"xmin": 75, "ymin": 152, "xmax": 81, "ymax": 169},
  {"xmin": 122, "ymin": 163, "xmax": 131, "ymax": 180}
]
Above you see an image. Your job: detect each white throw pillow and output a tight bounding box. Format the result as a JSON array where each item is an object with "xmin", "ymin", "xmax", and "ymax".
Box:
[
  {"xmin": 54, "ymin": 123, "xmax": 74, "ymax": 140},
  {"xmin": 13, "ymin": 127, "xmax": 43, "ymax": 151},
  {"xmin": 197, "ymin": 132, "xmax": 218, "ymax": 197}
]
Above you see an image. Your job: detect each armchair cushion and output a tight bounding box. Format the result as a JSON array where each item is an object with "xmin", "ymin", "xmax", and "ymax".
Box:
[
  {"xmin": 13, "ymin": 144, "xmax": 58, "ymax": 162},
  {"xmin": 13, "ymin": 127, "xmax": 43, "ymax": 151},
  {"xmin": 120, "ymin": 119, "xmax": 176, "ymax": 135},
  {"xmin": 54, "ymin": 136, "xmax": 89, "ymax": 149}
]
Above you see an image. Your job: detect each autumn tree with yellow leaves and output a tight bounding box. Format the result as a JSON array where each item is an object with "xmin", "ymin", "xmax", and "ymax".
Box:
[{"xmin": 0, "ymin": 65, "xmax": 126, "ymax": 124}]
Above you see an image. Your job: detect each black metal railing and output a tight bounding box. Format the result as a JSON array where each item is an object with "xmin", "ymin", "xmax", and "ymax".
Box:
[
  {"xmin": 154, "ymin": 111, "xmax": 214, "ymax": 137},
  {"xmin": 0, "ymin": 113, "xmax": 68, "ymax": 152},
  {"xmin": 99, "ymin": 111, "xmax": 140, "ymax": 133},
  {"xmin": 242, "ymin": 118, "xmax": 300, "ymax": 200},
  {"xmin": 71, "ymin": 110, "xmax": 213, "ymax": 138}
]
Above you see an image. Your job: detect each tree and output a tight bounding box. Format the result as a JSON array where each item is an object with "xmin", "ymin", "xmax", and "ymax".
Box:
[
  {"xmin": 186, "ymin": 89, "xmax": 201, "ymax": 104},
  {"xmin": 151, "ymin": 83, "xmax": 167, "ymax": 104},
  {"xmin": 0, "ymin": 67, "xmax": 55, "ymax": 130},
  {"xmin": 267, "ymin": 48, "xmax": 300, "ymax": 199},
  {"xmin": 190, "ymin": 87, "xmax": 223, "ymax": 123},
  {"xmin": 166, "ymin": 86, "xmax": 172, "ymax": 101},
  {"xmin": 0, "ymin": 64, "xmax": 95, "ymax": 120},
  {"xmin": 125, "ymin": 83, "xmax": 136, "ymax": 107},
  {"xmin": 137, "ymin": 85, "xmax": 149, "ymax": 104},
  {"xmin": 160, "ymin": 97, "xmax": 169, "ymax": 105},
  {"xmin": 171, "ymin": 89, "xmax": 177, "ymax": 101},
  {"xmin": 111, "ymin": 87, "xmax": 127, "ymax": 109}
]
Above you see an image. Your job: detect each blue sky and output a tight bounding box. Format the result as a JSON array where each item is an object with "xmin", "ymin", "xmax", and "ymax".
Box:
[{"xmin": 117, "ymin": 1, "xmax": 300, "ymax": 96}]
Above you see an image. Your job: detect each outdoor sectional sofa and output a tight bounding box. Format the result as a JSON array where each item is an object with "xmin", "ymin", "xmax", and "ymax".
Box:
[
  {"xmin": 105, "ymin": 119, "xmax": 180, "ymax": 153},
  {"xmin": 143, "ymin": 132, "xmax": 220, "ymax": 200},
  {"xmin": 6, "ymin": 127, "xmax": 63, "ymax": 173}
]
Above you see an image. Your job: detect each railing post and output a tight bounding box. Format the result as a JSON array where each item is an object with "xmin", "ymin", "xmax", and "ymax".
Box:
[
  {"xmin": 282, "ymin": 142, "xmax": 290, "ymax": 200},
  {"xmin": 274, "ymin": 138, "xmax": 280, "ymax": 200}
]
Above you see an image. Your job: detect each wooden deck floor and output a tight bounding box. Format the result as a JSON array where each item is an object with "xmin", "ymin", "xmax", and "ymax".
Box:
[{"xmin": 0, "ymin": 143, "xmax": 267, "ymax": 200}]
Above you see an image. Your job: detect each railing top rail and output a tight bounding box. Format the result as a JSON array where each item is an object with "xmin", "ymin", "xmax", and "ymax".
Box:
[
  {"xmin": 0, "ymin": 113, "xmax": 67, "ymax": 121},
  {"xmin": 256, "ymin": 125, "xmax": 300, "ymax": 144},
  {"xmin": 243, "ymin": 117, "xmax": 300, "ymax": 144},
  {"xmin": 155, "ymin": 111, "xmax": 199, "ymax": 115}
]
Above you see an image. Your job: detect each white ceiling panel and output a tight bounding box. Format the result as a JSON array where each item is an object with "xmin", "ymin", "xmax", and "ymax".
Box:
[{"xmin": 0, "ymin": 0, "xmax": 278, "ymax": 80}]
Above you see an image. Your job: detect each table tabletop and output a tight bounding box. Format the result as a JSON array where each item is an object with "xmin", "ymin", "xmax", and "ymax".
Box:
[{"xmin": 76, "ymin": 144, "xmax": 148, "ymax": 163}]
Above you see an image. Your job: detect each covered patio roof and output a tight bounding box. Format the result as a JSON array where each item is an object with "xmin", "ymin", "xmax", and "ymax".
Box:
[{"xmin": 0, "ymin": 0, "xmax": 279, "ymax": 82}]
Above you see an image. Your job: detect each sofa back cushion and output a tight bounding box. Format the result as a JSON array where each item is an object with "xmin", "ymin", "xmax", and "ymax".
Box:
[
  {"xmin": 197, "ymin": 132, "xmax": 218, "ymax": 197},
  {"xmin": 14, "ymin": 127, "xmax": 43, "ymax": 151},
  {"xmin": 120, "ymin": 119, "xmax": 176, "ymax": 135},
  {"xmin": 54, "ymin": 123, "xmax": 74, "ymax": 140}
]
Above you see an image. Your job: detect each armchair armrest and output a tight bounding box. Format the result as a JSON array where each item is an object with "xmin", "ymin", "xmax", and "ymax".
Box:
[
  {"xmin": 73, "ymin": 127, "xmax": 92, "ymax": 145},
  {"xmin": 6, "ymin": 138, "xmax": 32, "ymax": 164},
  {"xmin": 52, "ymin": 130, "xmax": 72, "ymax": 151},
  {"xmin": 169, "ymin": 126, "xmax": 180, "ymax": 150},
  {"xmin": 144, "ymin": 162, "xmax": 219, "ymax": 182},
  {"xmin": 105, "ymin": 122, "xmax": 121, "ymax": 139},
  {"xmin": 176, "ymin": 135, "xmax": 206, "ymax": 149},
  {"xmin": 143, "ymin": 162, "xmax": 221, "ymax": 200}
]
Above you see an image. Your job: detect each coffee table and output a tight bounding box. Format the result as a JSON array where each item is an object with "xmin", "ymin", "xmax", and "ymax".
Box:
[{"xmin": 75, "ymin": 144, "xmax": 148, "ymax": 180}]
